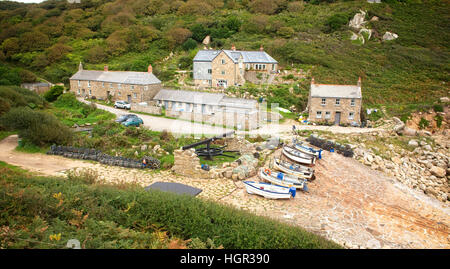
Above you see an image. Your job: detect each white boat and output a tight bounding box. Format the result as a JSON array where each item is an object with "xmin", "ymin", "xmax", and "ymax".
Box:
[
  {"xmin": 282, "ymin": 145, "xmax": 316, "ymax": 165},
  {"xmin": 243, "ymin": 181, "xmax": 296, "ymax": 199},
  {"xmin": 273, "ymin": 157, "xmax": 315, "ymax": 180},
  {"xmin": 292, "ymin": 139, "xmax": 322, "ymax": 159},
  {"xmin": 259, "ymin": 168, "xmax": 308, "ymax": 190}
]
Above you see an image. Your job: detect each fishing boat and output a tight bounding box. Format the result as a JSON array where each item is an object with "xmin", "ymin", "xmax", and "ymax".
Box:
[
  {"xmin": 292, "ymin": 139, "xmax": 322, "ymax": 159},
  {"xmin": 259, "ymin": 168, "xmax": 308, "ymax": 191},
  {"xmin": 243, "ymin": 181, "xmax": 296, "ymax": 199},
  {"xmin": 273, "ymin": 157, "xmax": 315, "ymax": 180},
  {"xmin": 282, "ymin": 145, "xmax": 316, "ymax": 165}
]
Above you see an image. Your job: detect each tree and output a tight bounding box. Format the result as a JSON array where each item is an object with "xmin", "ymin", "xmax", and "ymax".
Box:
[
  {"xmin": 85, "ymin": 46, "xmax": 107, "ymax": 63},
  {"xmin": 20, "ymin": 31, "xmax": 50, "ymax": 52},
  {"xmin": 325, "ymin": 13, "xmax": 349, "ymax": 33},
  {"xmin": 46, "ymin": 43, "xmax": 72, "ymax": 63},
  {"xmin": 190, "ymin": 24, "xmax": 210, "ymax": 42},
  {"xmin": 43, "ymin": 85, "xmax": 64, "ymax": 102},
  {"xmin": 249, "ymin": 0, "xmax": 278, "ymax": 15},
  {"xmin": 1, "ymin": 37, "xmax": 20, "ymax": 58},
  {"xmin": 178, "ymin": 0, "xmax": 214, "ymax": 16},
  {"xmin": 182, "ymin": 38, "xmax": 198, "ymax": 51},
  {"xmin": 277, "ymin": 27, "xmax": 295, "ymax": 38},
  {"xmin": 166, "ymin": 27, "xmax": 192, "ymax": 47}
]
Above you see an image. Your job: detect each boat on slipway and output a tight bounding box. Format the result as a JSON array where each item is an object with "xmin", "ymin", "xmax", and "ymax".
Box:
[
  {"xmin": 273, "ymin": 157, "xmax": 315, "ymax": 180},
  {"xmin": 282, "ymin": 145, "xmax": 316, "ymax": 165},
  {"xmin": 259, "ymin": 168, "xmax": 308, "ymax": 191},
  {"xmin": 243, "ymin": 181, "xmax": 296, "ymax": 199},
  {"xmin": 292, "ymin": 139, "xmax": 323, "ymax": 159}
]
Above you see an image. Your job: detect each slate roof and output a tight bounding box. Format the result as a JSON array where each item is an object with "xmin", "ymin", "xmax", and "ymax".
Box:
[
  {"xmin": 153, "ymin": 89, "xmax": 224, "ymax": 106},
  {"xmin": 193, "ymin": 50, "xmax": 277, "ymax": 64},
  {"xmin": 310, "ymin": 83, "xmax": 362, "ymax": 99},
  {"xmin": 70, "ymin": 70, "xmax": 161, "ymax": 85},
  {"xmin": 153, "ymin": 89, "xmax": 258, "ymax": 110}
]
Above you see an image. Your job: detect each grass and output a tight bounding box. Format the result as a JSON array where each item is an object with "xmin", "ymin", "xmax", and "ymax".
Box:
[
  {"xmin": 0, "ymin": 162, "xmax": 341, "ymax": 249},
  {"xmin": 198, "ymin": 149, "xmax": 240, "ymax": 167},
  {"xmin": 15, "ymin": 138, "xmax": 49, "ymax": 154},
  {"xmin": 0, "ymin": 131, "xmax": 16, "ymax": 141}
]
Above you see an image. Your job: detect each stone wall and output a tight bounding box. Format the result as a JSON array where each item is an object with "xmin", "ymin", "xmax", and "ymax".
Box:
[
  {"xmin": 308, "ymin": 97, "xmax": 362, "ymax": 125},
  {"xmin": 211, "ymin": 51, "xmax": 241, "ymax": 87},
  {"xmin": 131, "ymin": 103, "xmax": 162, "ymax": 115},
  {"xmin": 69, "ymin": 79, "xmax": 161, "ymax": 103}
]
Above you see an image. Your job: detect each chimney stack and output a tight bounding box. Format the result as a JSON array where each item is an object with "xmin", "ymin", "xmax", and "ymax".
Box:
[
  {"xmin": 311, "ymin": 77, "xmax": 315, "ymax": 84},
  {"xmin": 357, "ymin": 76, "xmax": 361, "ymax": 87},
  {"xmin": 148, "ymin": 64, "xmax": 152, "ymax": 74},
  {"xmin": 231, "ymin": 44, "xmax": 236, "ymax": 51},
  {"xmin": 104, "ymin": 65, "xmax": 108, "ymax": 72},
  {"xmin": 259, "ymin": 45, "xmax": 264, "ymax": 51},
  {"xmin": 78, "ymin": 62, "xmax": 83, "ymax": 71}
]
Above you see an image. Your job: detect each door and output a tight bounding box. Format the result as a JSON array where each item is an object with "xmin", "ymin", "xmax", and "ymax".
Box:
[
  {"xmin": 127, "ymin": 95, "xmax": 131, "ymax": 103},
  {"xmin": 334, "ymin": 112, "xmax": 341, "ymax": 125}
]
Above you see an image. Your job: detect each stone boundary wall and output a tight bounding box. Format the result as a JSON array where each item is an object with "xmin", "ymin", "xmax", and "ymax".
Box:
[
  {"xmin": 165, "ymin": 110, "xmax": 259, "ymax": 130},
  {"xmin": 131, "ymin": 104, "xmax": 162, "ymax": 115}
]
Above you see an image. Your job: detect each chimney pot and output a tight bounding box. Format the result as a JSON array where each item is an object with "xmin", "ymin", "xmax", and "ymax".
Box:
[
  {"xmin": 357, "ymin": 76, "xmax": 361, "ymax": 87},
  {"xmin": 148, "ymin": 64, "xmax": 153, "ymax": 74},
  {"xmin": 231, "ymin": 44, "xmax": 236, "ymax": 51},
  {"xmin": 311, "ymin": 77, "xmax": 315, "ymax": 84},
  {"xmin": 104, "ymin": 65, "xmax": 108, "ymax": 72},
  {"xmin": 259, "ymin": 45, "xmax": 264, "ymax": 51}
]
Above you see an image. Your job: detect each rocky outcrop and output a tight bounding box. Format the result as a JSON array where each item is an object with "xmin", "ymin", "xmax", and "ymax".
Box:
[
  {"xmin": 353, "ymin": 138, "xmax": 450, "ymax": 203},
  {"xmin": 349, "ymin": 10, "xmax": 367, "ymax": 30},
  {"xmin": 383, "ymin": 31, "xmax": 399, "ymax": 41}
]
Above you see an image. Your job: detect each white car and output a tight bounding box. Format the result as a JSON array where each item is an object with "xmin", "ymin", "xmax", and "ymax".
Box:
[{"xmin": 114, "ymin": 101, "xmax": 131, "ymax": 110}]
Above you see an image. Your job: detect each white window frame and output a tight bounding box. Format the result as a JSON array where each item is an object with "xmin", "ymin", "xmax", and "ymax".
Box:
[
  {"xmin": 110, "ymin": 83, "xmax": 113, "ymax": 89},
  {"xmin": 133, "ymin": 93, "xmax": 137, "ymax": 99},
  {"xmin": 102, "ymin": 82, "xmax": 105, "ymax": 87},
  {"xmin": 118, "ymin": 84, "xmax": 122, "ymax": 89},
  {"xmin": 144, "ymin": 86, "xmax": 148, "ymax": 91},
  {"xmin": 89, "ymin": 89, "xmax": 92, "ymax": 95},
  {"xmin": 88, "ymin": 81, "xmax": 91, "ymax": 87},
  {"xmin": 77, "ymin": 80, "xmax": 81, "ymax": 87},
  {"xmin": 131, "ymin": 85, "xmax": 134, "ymax": 90},
  {"xmin": 118, "ymin": 91, "xmax": 121, "ymax": 96},
  {"xmin": 335, "ymin": 98, "xmax": 340, "ymax": 106},
  {"xmin": 77, "ymin": 89, "xmax": 80, "ymax": 94},
  {"xmin": 221, "ymin": 59, "xmax": 226, "ymax": 64},
  {"xmin": 351, "ymin": 99, "xmax": 355, "ymax": 106},
  {"xmin": 207, "ymin": 69, "xmax": 212, "ymax": 74},
  {"xmin": 325, "ymin": 111, "xmax": 331, "ymax": 119},
  {"xmin": 321, "ymin": 98, "xmax": 326, "ymax": 106},
  {"xmin": 316, "ymin": 111, "xmax": 322, "ymax": 119},
  {"xmin": 349, "ymin": 112, "xmax": 355, "ymax": 120}
]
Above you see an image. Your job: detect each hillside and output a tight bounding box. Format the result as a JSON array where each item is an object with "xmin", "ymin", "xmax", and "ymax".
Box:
[{"xmin": 0, "ymin": 0, "xmax": 449, "ymax": 118}]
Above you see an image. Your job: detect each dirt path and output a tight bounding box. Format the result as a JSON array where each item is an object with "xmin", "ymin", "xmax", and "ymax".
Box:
[{"xmin": 0, "ymin": 135, "xmax": 448, "ymax": 248}]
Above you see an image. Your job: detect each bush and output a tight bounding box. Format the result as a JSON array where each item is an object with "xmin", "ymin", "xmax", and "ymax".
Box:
[
  {"xmin": 433, "ymin": 104, "xmax": 444, "ymax": 112},
  {"xmin": 0, "ymin": 85, "xmax": 45, "ymax": 108},
  {"xmin": 43, "ymin": 85, "xmax": 64, "ymax": 102},
  {"xmin": 418, "ymin": 117, "xmax": 429, "ymax": 129},
  {"xmin": 325, "ymin": 13, "xmax": 348, "ymax": 33},
  {"xmin": 0, "ymin": 97, "xmax": 11, "ymax": 116},
  {"xmin": 0, "ymin": 107, "xmax": 73, "ymax": 146},
  {"xmin": 182, "ymin": 38, "xmax": 197, "ymax": 51}
]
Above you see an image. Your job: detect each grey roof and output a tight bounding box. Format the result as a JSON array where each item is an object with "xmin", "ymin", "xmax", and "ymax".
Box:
[
  {"xmin": 70, "ymin": 70, "xmax": 161, "ymax": 85},
  {"xmin": 193, "ymin": 50, "xmax": 278, "ymax": 64},
  {"xmin": 21, "ymin": 82, "xmax": 51, "ymax": 87},
  {"xmin": 153, "ymin": 89, "xmax": 224, "ymax": 106},
  {"xmin": 310, "ymin": 83, "xmax": 362, "ymax": 99},
  {"xmin": 154, "ymin": 89, "xmax": 258, "ymax": 111}
]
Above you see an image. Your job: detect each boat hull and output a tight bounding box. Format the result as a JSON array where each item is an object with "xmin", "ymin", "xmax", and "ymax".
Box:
[
  {"xmin": 282, "ymin": 146, "xmax": 316, "ymax": 165},
  {"xmin": 273, "ymin": 158, "xmax": 314, "ymax": 179},
  {"xmin": 259, "ymin": 169, "xmax": 307, "ymax": 190},
  {"xmin": 293, "ymin": 143, "xmax": 322, "ymax": 159},
  {"xmin": 243, "ymin": 181, "xmax": 293, "ymax": 199}
]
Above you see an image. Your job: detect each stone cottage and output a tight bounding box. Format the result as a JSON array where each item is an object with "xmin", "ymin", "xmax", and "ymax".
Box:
[
  {"xmin": 21, "ymin": 82, "xmax": 53, "ymax": 94},
  {"xmin": 69, "ymin": 63, "xmax": 161, "ymax": 103},
  {"xmin": 307, "ymin": 77, "xmax": 362, "ymax": 126},
  {"xmin": 193, "ymin": 45, "xmax": 278, "ymax": 88},
  {"xmin": 153, "ymin": 89, "xmax": 260, "ymax": 129}
]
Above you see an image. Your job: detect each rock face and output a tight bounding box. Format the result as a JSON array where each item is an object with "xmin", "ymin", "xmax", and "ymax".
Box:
[
  {"xmin": 202, "ymin": 35, "xmax": 210, "ymax": 45},
  {"xmin": 349, "ymin": 10, "xmax": 367, "ymax": 30},
  {"xmin": 383, "ymin": 31, "xmax": 399, "ymax": 41},
  {"xmin": 408, "ymin": 140, "xmax": 419, "ymax": 147},
  {"xmin": 430, "ymin": 166, "xmax": 446, "ymax": 178}
]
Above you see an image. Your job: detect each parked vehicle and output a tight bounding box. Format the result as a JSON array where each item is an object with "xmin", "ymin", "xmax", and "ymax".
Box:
[
  {"xmin": 282, "ymin": 145, "xmax": 316, "ymax": 165},
  {"xmin": 121, "ymin": 116, "xmax": 143, "ymax": 127},
  {"xmin": 259, "ymin": 168, "xmax": 308, "ymax": 191},
  {"xmin": 273, "ymin": 157, "xmax": 315, "ymax": 180},
  {"xmin": 243, "ymin": 181, "xmax": 296, "ymax": 199},
  {"xmin": 115, "ymin": 114, "xmax": 138, "ymax": 123},
  {"xmin": 114, "ymin": 101, "xmax": 131, "ymax": 110},
  {"xmin": 292, "ymin": 139, "xmax": 323, "ymax": 159}
]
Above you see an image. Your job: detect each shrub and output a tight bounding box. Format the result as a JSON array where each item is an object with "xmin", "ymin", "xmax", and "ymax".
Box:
[
  {"xmin": 43, "ymin": 85, "xmax": 64, "ymax": 102},
  {"xmin": 0, "ymin": 85, "xmax": 45, "ymax": 108},
  {"xmin": 418, "ymin": 117, "xmax": 429, "ymax": 129},
  {"xmin": 325, "ymin": 13, "xmax": 348, "ymax": 33},
  {"xmin": 0, "ymin": 97, "xmax": 11, "ymax": 115},
  {"xmin": 433, "ymin": 104, "xmax": 444, "ymax": 112},
  {"xmin": 182, "ymin": 38, "xmax": 197, "ymax": 51},
  {"xmin": 0, "ymin": 107, "xmax": 73, "ymax": 146},
  {"xmin": 435, "ymin": 114, "xmax": 443, "ymax": 128}
]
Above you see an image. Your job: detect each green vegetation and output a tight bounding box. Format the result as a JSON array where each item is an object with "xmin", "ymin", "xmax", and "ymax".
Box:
[
  {"xmin": 50, "ymin": 93, "xmax": 115, "ymax": 126},
  {"xmin": 0, "ymin": 0, "xmax": 447, "ymax": 119},
  {"xmin": 418, "ymin": 117, "xmax": 430, "ymax": 129},
  {"xmin": 0, "ymin": 162, "xmax": 340, "ymax": 249},
  {"xmin": 43, "ymin": 85, "xmax": 64, "ymax": 102},
  {"xmin": 199, "ymin": 150, "xmax": 240, "ymax": 166}
]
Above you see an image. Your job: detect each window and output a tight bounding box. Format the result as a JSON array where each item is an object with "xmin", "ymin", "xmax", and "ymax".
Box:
[
  {"xmin": 88, "ymin": 81, "xmax": 91, "ymax": 87},
  {"xmin": 118, "ymin": 91, "xmax": 121, "ymax": 96},
  {"xmin": 335, "ymin": 98, "xmax": 340, "ymax": 105},
  {"xmin": 133, "ymin": 93, "xmax": 137, "ymax": 99},
  {"xmin": 110, "ymin": 83, "xmax": 113, "ymax": 88},
  {"xmin": 144, "ymin": 86, "xmax": 148, "ymax": 91},
  {"xmin": 89, "ymin": 89, "xmax": 92, "ymax": 95},
  {"xmin": 118, "ymin": 84, "xmax": 121, "ymax": 89},
  {"xmin": 221, "ymin": 59, "xmax": 226, "ymax": 64},
  {"xmin": 255, "ymin": 64, "xmax": 266, "ymax": 70},
  {"xmin": 349, "ymin": 112, "xmax": 355, "ymax": 120},
  {"xmin": 246, "ymin": 64, "xmax": 251, "ymax": 69},
  {"xmin": 316, "ymin": 111, "xmax": 322, "ymax": 119},
  {"xmin": 131, "ymin": 85, "xmax": 134, "ymax": 90},
  {"xmin": 102, "ymin": 82, "xmax": 104, "ymax": 87},
  {"xmin": 77, "ymin": 80, "xmax": 80, "ymax": 87},
  {"xmin": 325, "ymin": 111, "xmax": 331, "ymax": 119},
  {"xmin": 272, "ymin": 64, "xmax": 276, "ymax": 71},
  {"xmin": 351, "ymin": 99, "xmax": 355, "ymax": 106},
  {"xmin": 321, "ymin": 98, "xmax": 326, "ymax": 105},
  {"xmin": 221, "ymin": 70, "xmax": 225, "ymax": 75},
  {"xmin": 207, "ymin": 69, "xmax": 212, "ymax": 74},
  {"xmin": 77, "ymin": 89, "xmax": 80, "ymax": 94}
]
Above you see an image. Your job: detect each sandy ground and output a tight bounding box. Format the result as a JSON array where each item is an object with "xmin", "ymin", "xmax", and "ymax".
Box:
[{"xmin": 0, "ymin": 135, "xmax": 448, "ymax": 248}]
